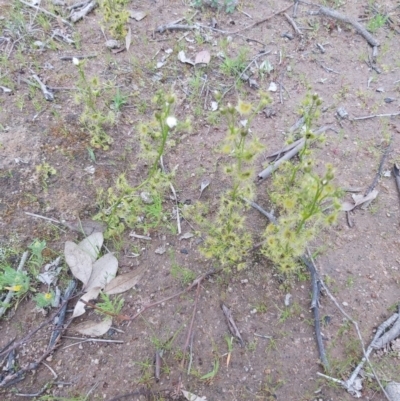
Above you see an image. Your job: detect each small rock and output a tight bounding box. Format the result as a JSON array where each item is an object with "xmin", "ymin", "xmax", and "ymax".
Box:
[
  {"xmin": 386, "ymin": 381, "xmax": 400, "ymax": 400},
  {"xmin": 284, "ymin": 293, "xmax": 292, "ymax": 307},
  {"xmin": 376, "ymin": 87, "xmax": 385, "ymax": 93},
  {"xmin": 342, "ymin": 301, "xmax": 348, "ymax": 307},
  {"xmin": 241, "ymin": 279, "xmax": 248, "ymax": 284},
  {"xmin": 105, "ymin": 39, "xmax": 120, "ymax": 49},
  {"xmin": 337, "ymin": 107, "xmax": 348, "ymax": 119},
  {"xmin": 263, "ymin": 107, "xmax": 276, "ymax": 118},
  {"xmin": 268, "ymin": 82, "xmax": 278, "ymax": 92},
  {"xmin": 155, "ymin": 244, "xmax": 166, "ymax": 254},
  {"xmin": 384, "ymin": 97, "xmax": 396, "ymax": 103},
  {"xmin": 180, "ymin": 248, "xmax": 188, "ymax": 254}
]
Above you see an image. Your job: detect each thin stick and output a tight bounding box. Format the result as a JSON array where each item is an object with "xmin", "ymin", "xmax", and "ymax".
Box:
[
  {"xmin": 187, "ymin": 332, "xmax": 195, "ymax": 375},
  {"xmin": 128, "ymin": 269, "xmax": 216, "ymax": 322},
  {"xmin": 180, "ymin": 282, "xmax": 201, "ymax": 370},
  {"xmin": 230, "ymin": 3, "xmax": 294, "ymax": 35},
  {"xmin": 353, "ymin": 112, "xmax": 400, "ymax": 120},
  {"xmin": 19, "ymin": 0, "xmax": 73, "ymax": 27},
  {"xmin": 24, "ymin": 212, "xmax": 61, "ymax": 224},
  {"xmin": 59, "ymin": 54, "xmax": 97, "ymax": 61},
  {"xmin": 301, "ymin": 257, "xmax": 329, "ymax": 370},
  {"xmin": 315, "ymin": 264, "xmax": 390, "ymax": 399},
  {"xmin": 61, "ymin": 338, "xmax": 124, "ymax": 350},
  {"xmin": 0, "ymin": 252, "xmax": 29, "ymax": 318},
  {"xmin": 284, "ymin": 13, "xmax": 303, "ymax": 35},
  {"xmin": 314, "ymin": 6, "xmax": 379, "ymax": 48},
  {"xmin": 0, "ymin": 294, "xmax": 79, "ymax": 358},
  {"xmin": 242, "ymin": 197, "xmax": 278, "ymax": 225},
  {"xmin": 365, "ymin": 137, "xmax": 392, "ymax": 196}
]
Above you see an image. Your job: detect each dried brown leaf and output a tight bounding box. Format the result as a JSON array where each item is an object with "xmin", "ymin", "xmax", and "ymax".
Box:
[
  {"xmin": 85, "ymin": 253, "xmax": 118, "ymax": 291},
  {"xmin": 195, "ymin": 50, "xmax": 211, "ymax": 65},
  {"xmin": 72, "ymin": 286, "xmax": 101, "ymax": 318},
  {"xmin": 104, "ymin": 267, "xmax": 145, "ymax": 295},
  {"xmin": 78, "ymin": 232, "xmax": 103, "ymax": 263},
  {"xmin": 74, "ymin": 318, "xmax": 112, "ymax": 336},
  {"xmin": 64, "ymin": 241, "xmax": 93, "ymax": 287},
  {"xmin": 341, "ymin": 189, "xmax": 379, "ymax": 211},
  {"xmin": 129, "ymin": 10, "xmax": 146, "ymax": 21}
]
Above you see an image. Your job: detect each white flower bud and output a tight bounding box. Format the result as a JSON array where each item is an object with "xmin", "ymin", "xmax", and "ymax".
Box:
[{"xmin": 166, "ymin": 116, "xmax": 177, "ymax": 129}]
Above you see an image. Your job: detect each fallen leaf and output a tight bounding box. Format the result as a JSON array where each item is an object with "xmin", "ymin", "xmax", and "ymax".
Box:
[
  {"xmin": 64, "ymin": 241, "xmax": 93, "ymax": 287},
  {"xmin": 72, "ymin": 286, "xmax": 101, "ymax": 318},
  {"xmin": 78, "ymin": 232, "xmax": 104, "ymax": 263},
  {"xmin": 85, "ymin": 253, "xmax": 118, "ymax": 291},
  {"xmin": 104, "ymin": 267, "xmax": 145, "ymax": 295},
  {"xmin": 182, "ymin": 390, "xmax": 207, "ymax": 401},
  {"xmin": 178, "ymin": 50, "xmax": 194, "ymax": 66},
  {"xmin": 341, "ymin": 189, "xmax": 379, "ymax": 211},
  {"xmin": 64, "ymin": 220, "xmax": 106, "ymax": 236},
  {"xmin": 0, "ymin": 86, "xmax": 12, "ymax": 93},
  {"xmin": 268, "ymin": 82, "xmax": 277, "ymax": 92},
  {"xmin": 125, "ymin": 26, "xmax": 131, "ymax": 51},
  {"xmin": 195, "ymin": 50, "xmax": 211, "ymax": 65},
  {"xmin": 74, "ymin": 318, "xmax": 112, "ymax": 336},
  {"xmin": 129, "ymin": 10, "xmax": 147, "ymax": 21}
]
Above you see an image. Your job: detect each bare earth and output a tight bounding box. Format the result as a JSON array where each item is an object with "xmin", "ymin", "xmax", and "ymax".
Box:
[{"xmin": 1, "ymin": 1, "xmax": 400, "ymax": 400}]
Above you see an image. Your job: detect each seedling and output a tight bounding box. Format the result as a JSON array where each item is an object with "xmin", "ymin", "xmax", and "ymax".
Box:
[
  {"xmin": 36, "ymin": 162, "xmax": 56, "ymax": 189},
  {"xmin": 200, "ymin": 357, "xmax": 219, "ymax": 381}
]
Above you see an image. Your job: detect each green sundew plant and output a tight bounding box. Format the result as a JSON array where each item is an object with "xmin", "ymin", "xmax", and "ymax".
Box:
[
  {"xmin": 98, "ymin": 0, "xmax": 130, "ymax": 39},
  {"xmin": 73, "ymin": 58, "xmax": 114, "ymax": 150},
  {"xmin": 187, "ymin": 95, "xmax": 269, "ymax": 271},
  {"xmin": 35, "ymin": 162, "xmax": 56, "ymax": 189},
  {"xmin": 95, "ymin": 92, "xmax": 189, "ymax": 238},
  {"xmin": 261, "ymin": 94, "xmax": 342, "ymax": 275},
  {"xmin": 367, "ymin": 13, "xmax": 388, "ymax": 33}
]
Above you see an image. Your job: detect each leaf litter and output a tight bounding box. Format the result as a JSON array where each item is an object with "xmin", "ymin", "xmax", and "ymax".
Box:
[{"xmin": 64, "ymin": 232, "xmax": 143, "ymax": 335}]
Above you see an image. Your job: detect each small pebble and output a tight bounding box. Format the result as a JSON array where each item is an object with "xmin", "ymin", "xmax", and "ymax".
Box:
[
  {"xmin": 180, "ymin": 248, "xmax": 188, "ymax": 254},
  {"xmin": 342, "ymin": 301, "xmax": 348, "ymax": 306}
]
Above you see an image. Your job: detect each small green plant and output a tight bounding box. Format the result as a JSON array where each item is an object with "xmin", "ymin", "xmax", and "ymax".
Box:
[
  {"xmin": 95, "ymin": 92, "xmax": 190, "ymax": 238},
  {"xmin": 200, "ymin": 357, "xmax": 219, "ymax": 381},
  {"xmin": 367, "ymin": 13, "xmax": 388, "ymax": 33},
  {"xmin": 111, "ymin": 88, "xmax": 128, "ymax": 111},
  {"xmin": 36, "ymin": 162, "xmax": 56, "ymax": 189},
  {"xmin": 98, "ymin": 0, "xmax": 130, "ymax": 39},
  {"xmin": 193, "ymin": 0, "xmax": 236, "ymax": 13},
  {"xmin": 220, "ymin": 49, "xmax": 248, "ymax": 77},
  {"xmin": 34, "ymin": 290, "xmax": 55, "ymax": 309},
  {"xmin": 73, "ymin": 58, "xmax": 114, "ymax": 150},
  {"xmin": 261, "ymin": 94, "xmax": 342, "ymax": 275},
  {"xmin": 0, "ymin": 265, "xmax": 30, "ymax": 296},
  {"xmin": 28, "ymin": 239, "xmax": 46, "ymax": 272},
  {"xmin": 186, "ymin": 95, "xmax": 269, "ymax": 271},
  {"xmin": 170, "ymin": 254, "xmax": 196, "ymax": 286},
  {"xmin": 95, "ymin": 292, "xmax": 124, "ymax": 316}
]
